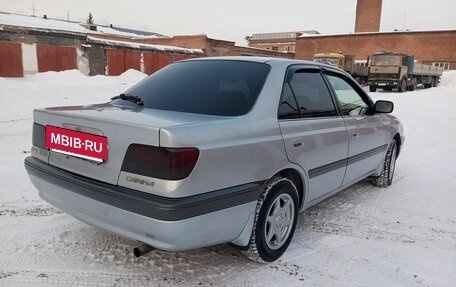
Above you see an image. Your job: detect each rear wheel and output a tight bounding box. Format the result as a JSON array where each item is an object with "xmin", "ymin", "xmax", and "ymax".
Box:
[
  {"xmin": 369, "ymin": 85, "xmax": 377, "ymax": 92},
  {"xmin": 242, "ymin": 177, "xmax": 299, "ymax": 262},
  {"xmin": 410, "ymin": 78, "xmax": 417, "ymax": 91},
  {"xmin": 431, "ymin": 77, "xmax": 436, "ymax": 87},
  {"xmin": 372, "ymin": 140, "xmax": 397, "ymax": 187}
]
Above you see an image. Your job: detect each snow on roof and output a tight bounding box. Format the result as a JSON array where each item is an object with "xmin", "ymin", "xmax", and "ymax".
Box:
[
  {"xmin": 87, "ymin": 36, "xmax": 204, "ymax": 54},
  {"xmin": 0, "ymin": 12, "xmax": 164, "ymax": 38},
  {"xmin": 0, "ymin": 12, "xmax": 88, "ymax": 34},
  {"xmin": 94, "ymin": 25, "xmax": 164, "ymax": 38}
]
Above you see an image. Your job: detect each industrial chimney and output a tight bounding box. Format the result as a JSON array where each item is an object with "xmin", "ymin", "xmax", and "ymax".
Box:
[{"xmin": 355, "ymin": 0, "xmax": 383, "ymax": 33}]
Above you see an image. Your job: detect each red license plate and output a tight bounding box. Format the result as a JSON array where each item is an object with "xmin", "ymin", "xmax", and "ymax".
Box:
[{"xmin": 45, "ymin": 126, "xmax": 108, "ymax": 162}]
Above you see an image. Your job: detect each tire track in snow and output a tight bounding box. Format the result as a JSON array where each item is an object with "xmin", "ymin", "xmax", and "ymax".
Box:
[{"xmin": 0, "ymin": 204, "xmax": 63, "ymax": 217}]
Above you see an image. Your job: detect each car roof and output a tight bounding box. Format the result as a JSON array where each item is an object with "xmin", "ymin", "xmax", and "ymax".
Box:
[{"xmin": 186, "ymin": 56, "xmax": 318, "ymax": 66}]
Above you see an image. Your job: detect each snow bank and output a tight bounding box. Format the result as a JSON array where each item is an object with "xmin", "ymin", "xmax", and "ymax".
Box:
[
  {"xmin": 118, "ymin": 69, "xmax": 148, "ymax": 82},
  {"xmin": 439, "ymin": 70, "xmax": 456, "ymax": 87},
  {"xmin": 25, "ymin": 69, "xmax": 87, "ymax": 81}
]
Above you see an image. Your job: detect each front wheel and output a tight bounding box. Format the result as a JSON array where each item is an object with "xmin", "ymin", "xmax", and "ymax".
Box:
[
  {"xmin": 369, "ymin": 85, "xmax": 377, "ymax": 92},
  {"xmin": 398, "ymin": 79, "xmax": 407, "ymax": 93},
  {"xmin": 372, "ymin": 140, "xmax": 397, "ymax": 187},
  {"xmin": 242, "ymin": 177, "xmax": 299, "ymax": 262}
]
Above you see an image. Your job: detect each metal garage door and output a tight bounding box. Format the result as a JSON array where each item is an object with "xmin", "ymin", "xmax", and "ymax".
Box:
[
  {"xmin": 0, "ymin": 41, "xmax": 23, "ymax": 77},
  {"xmin": 37, "ymin": 44, "xmax": 77, "ymax": 73},
  {"xmin": 107, "ymin": 49, "xmax": 141, "ymax": 76}
]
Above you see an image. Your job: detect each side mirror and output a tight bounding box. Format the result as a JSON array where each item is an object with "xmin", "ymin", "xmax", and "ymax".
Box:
[{"xmin": 374, "ymin": 100, "xmax": 394, "ymax": 113}]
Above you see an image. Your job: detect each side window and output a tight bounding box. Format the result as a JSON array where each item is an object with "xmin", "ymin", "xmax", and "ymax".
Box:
[
  {"xmin": 326, "ymin": 74, "xmax": 370, "ymax": 117},
  {"xmin": 278, "ymin": 70, "xmax": 337, "ymax": 119},
  {"xmin": 278, "ymin": 84, "xmax": 299, "ymax": 119}
]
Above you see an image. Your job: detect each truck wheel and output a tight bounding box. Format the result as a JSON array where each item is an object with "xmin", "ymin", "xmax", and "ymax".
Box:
[
  {"xmin": 398, "ymin": 79, "xmax": 407, "ymax": 93},
  {"xmin": 410, "ymin": 79, "xmax": 417, "ymax": 91},
  {"xmin": 369, "ymin": 85, "xmax": 377, "ymax": 92},
  {"xmin": 242, "ymin": 177, "xmax": 299, "ymax": 262},
  {"xmin": 431, "ymin": 77, "xmax": 436, "ymax": 87},
  {"xmin": 433, "ymin": 77, "xmax": 439, "ymax": 87},
  {"xmin": 371, "ymin": 140, "xmax": 397, "ymax": 188}
]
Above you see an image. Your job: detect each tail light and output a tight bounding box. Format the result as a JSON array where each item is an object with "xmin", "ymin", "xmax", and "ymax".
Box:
[
  {"xmin": 121, "ymin": 144, "xmax": 199, "ymax": 180},
  {"xmin": 33, "ymin": 123, "xmax": 47, "ymax": 149}
]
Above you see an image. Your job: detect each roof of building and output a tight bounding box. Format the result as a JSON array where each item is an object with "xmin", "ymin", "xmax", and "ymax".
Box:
[
  {"xmin": 87, "ymin": 36, "xmax": 203, "ymax": 54},
  {"xmin": 249, "ymin": 30, "xmax": 320, "ymax": 40},
  {"xmin": 0, "ymin": 11, "xmax": 166, "ymax": 38},
  {"xmin": 298, "ymin": 29, "xmax": 456, "ymax": 38}
]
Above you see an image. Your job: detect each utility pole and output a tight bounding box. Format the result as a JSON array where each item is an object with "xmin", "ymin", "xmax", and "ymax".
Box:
[
  {"xmin": 31, "ymin": 1, "xmax": 38, "ymax": 16},
  {"xmin": 403, "ymin": 9, "xmax": 407, "ymax": 30}
]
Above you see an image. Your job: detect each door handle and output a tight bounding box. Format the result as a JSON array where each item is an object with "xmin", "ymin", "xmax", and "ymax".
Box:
[
  {"xmin": 292, "ymin": 139, "xmax": 303, "ymax": 147},
  {"xmin": 352, "ymin": 131, "xmax": 359, "ymax": 137}
]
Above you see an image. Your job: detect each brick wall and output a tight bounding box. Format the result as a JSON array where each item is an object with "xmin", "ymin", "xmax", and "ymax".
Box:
[
  {"xmin": 355, "ymin": 0, "xmax": 382, "ymax": 33},
  {"xmin": 296, "ymin": 30, "xmax": 456, "ymax": 69},
  {"xmin": 248, "ymin": 38, "xmax": 297, "ymax": 53},
  {"xmin": 133, "ymin": 35, "xmax": 293, "ymax": 58}
]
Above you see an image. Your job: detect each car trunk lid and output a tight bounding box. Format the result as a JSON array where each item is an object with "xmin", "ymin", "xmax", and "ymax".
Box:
[{"xmin": 33, "ymin": 103, "xmax": 223, "ymax": 185}]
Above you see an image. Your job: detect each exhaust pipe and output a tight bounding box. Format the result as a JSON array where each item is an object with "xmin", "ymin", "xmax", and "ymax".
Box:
[{"xmin": 133, "ymin": 243, "xmax": 155, "ymax": 257}]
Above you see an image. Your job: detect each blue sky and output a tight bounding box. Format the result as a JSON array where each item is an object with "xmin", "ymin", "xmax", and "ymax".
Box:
[{"xmin": 1, "ymin": 0, "xmax": 455, "ymax": 45}]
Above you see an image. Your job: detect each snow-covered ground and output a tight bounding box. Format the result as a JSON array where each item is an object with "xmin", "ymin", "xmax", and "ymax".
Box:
[{"xmin": 0, "ymin": 70, "xmax": 455, "ymax": 286}]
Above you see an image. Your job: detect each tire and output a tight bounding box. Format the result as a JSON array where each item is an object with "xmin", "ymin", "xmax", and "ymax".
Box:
[
  {"xmin": 242, "ymin": 177, "xmax": 299, "ymax": 262},
  {"xmin": 410, "ymin": 78, "xmax": 417, "ymax": 91},
  {"xmin": 369, "ymin": 85, "xmax": 377, "ymax": 92},
  {"xmin": 433, "ymin": 77, "xmax": 439, "ymax": 87},
  {"xmin": 371, "ymin": 140, "xmax": 397, "ymax": 188},
  {"xmin": 431, "ymin": 77, "xmax": 436, "ymax": 87},
  {"xmin": 398, "ymin": 79, "xmax": 407, "ymax": 93}
]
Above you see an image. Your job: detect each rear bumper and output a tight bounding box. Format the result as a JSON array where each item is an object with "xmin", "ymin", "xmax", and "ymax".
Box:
[{"xmin": 24, "ymin": 156, "xmax": 260, "ymax": 251}]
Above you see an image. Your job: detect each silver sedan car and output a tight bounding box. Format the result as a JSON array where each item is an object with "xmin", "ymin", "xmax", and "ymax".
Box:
[{"xmin": 25, "ymin": 57, "xmax": 404, "ymax": 262}]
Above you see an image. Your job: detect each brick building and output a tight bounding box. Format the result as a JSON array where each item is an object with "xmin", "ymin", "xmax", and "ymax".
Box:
[
  {"xmin": 130, "ymin": 34, "xmax": 295, "ymax": 58},
  {"xmin": 355, "ymin": 0, "xmax": 382, "ymax": 33},
  {"xmin": 0, "ymin": 12, "xmax": 293, "ymax": 77},
  {"xmin": 0, "ymin": 12, "xmax": 202, "ymax": 77},
  {"xmin": 246, "ymin": 31, "xmax": 320, "ymax": 53},
  {"xmin": 248, "ymin": 0, "xmax": 455, "ymax": 70},
  {"xmin": 296, "ymin": 30, "xmax": 456, "ymax": 69}
]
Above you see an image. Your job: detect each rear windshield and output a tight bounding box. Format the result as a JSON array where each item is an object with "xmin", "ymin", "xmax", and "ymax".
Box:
[{"xmin": 116, "ymin": 60, "xmax": 271, "ymax": 116}]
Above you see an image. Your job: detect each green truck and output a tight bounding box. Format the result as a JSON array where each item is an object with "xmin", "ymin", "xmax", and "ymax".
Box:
[{"xmin": 368, "ymin": 52, "xmax": 443, "ymax": 92}]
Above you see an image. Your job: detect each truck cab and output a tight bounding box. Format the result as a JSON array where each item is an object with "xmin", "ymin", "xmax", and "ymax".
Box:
[
  {"xmin": 313, "ymin": 53, "xmax": 345, "ymax": 70},
  {"xmin": 368, "ymin": 52, "xmax": 408, "ymax": 92}
]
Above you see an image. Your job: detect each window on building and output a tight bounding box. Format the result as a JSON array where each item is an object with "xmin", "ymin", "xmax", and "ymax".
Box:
[
  {"xmin": 432, "ymin": 62, "xmax": 450, "ymax": 70},
  {"xmin": 272, "ymin": 46, "xmax": 278, "ymax": 51},
  {"xmin": 285, "ymin": 46, "xmax": 290, "ymax": 52}
]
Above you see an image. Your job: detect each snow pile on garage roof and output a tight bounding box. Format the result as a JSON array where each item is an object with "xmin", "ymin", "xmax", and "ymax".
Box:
[
  {"xmin": 0, "ymin": 12, "xmax": 88, "ymax": 34},
  {"xmin": 87, "ymin": 36, "xmax": 204, "ymax": 54}
]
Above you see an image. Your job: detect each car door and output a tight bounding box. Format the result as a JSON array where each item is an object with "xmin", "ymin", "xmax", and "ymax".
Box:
[
  {"xmin": 278, "ymin": 67, "xmax": 349, "ymax": 202},
  {"xmin": 324, "ymin": 71, "xmax": 387, "ymax": 186}
]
